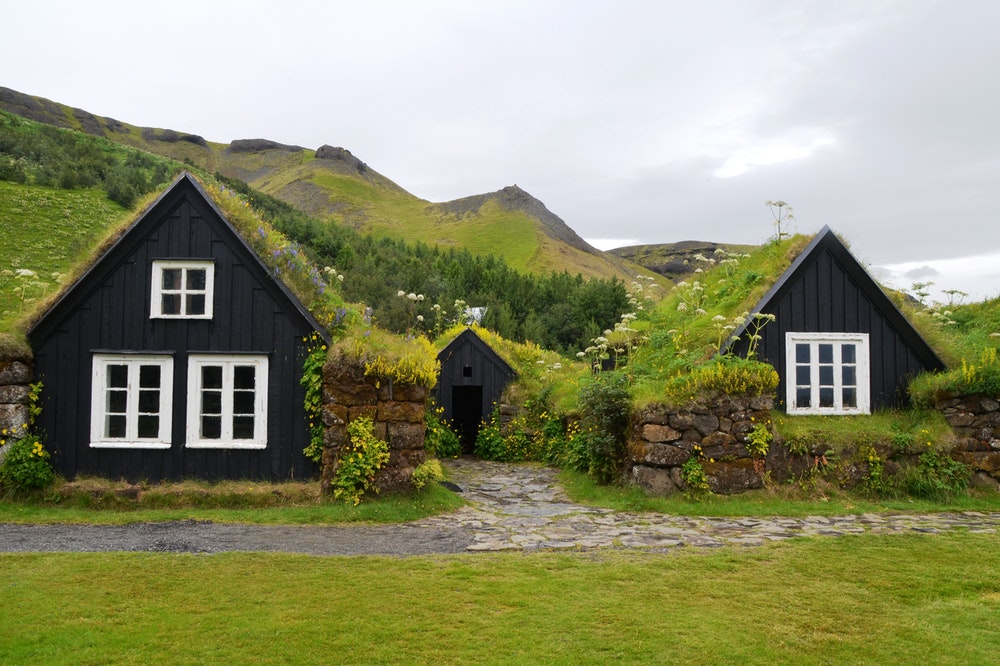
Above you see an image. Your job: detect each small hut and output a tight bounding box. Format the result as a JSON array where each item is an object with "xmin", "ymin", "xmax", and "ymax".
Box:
[{"xmin": 437, "ymin": 328, "xmax": 516, "ymax": 451}]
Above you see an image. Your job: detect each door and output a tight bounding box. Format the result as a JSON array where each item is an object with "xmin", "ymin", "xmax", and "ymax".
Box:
[{"xmin": 451, "ymin": 386, "xmax": 483, "ymax": 453}]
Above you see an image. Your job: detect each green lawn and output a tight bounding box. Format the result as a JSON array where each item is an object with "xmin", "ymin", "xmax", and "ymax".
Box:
[{"xmin": 2, "ymin": 533, "xmax": 998, "ymax": 664}]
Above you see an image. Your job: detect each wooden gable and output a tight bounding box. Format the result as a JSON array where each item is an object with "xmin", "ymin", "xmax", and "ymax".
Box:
[
  {"xmin": 726, "ymin": 226, "xmax": 945, "ymax": 411},
  {"xmin": 437, "ymin": 328, "xmax": 516, "ymax": 450},
  {"xmin": 28, "ymin": 173, "xmax": 328, "ymax": 481}
]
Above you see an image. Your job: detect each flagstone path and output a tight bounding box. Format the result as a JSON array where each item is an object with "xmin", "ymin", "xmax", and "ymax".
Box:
[{"xmin": 0, "ymin": 457, "xmax": 997, "ymax": 555}]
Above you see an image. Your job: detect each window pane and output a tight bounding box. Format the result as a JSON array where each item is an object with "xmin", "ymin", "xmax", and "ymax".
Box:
[
  {"xmin": 820, "ymin": 387, "xmax": 834, "ymax": 408},
  {"xmin": 186, "ymin": 294, "xmax": 206, "ymax": 315},
  {"xmin": 161, "ymin": 293, "xmax": 180, "ymax": 315},
  {"xmin": 233, "ymin": 366, "xmax": 255, "ymax": 390},
  {"xmin": 843, "ymin": 388, "xmax": 857, "ymax": 408},
  {"xmin": 202, "ymin": 366, "xmax": 223, "ymax": 389},
  {"xmin": 795, "ymin": 344, "xmax": 810, "ymax": 363},
  {"xmin": 137, "ymin": 415, "xmax": 159, "ymax": 438},
  {"xmin": 106, "ymin": 414, "xmax": 127, "ymax": 438},
  {"xmin": 796, "ymin": 387, "xmax": 811, "ymax": 408},
  {"xmin": 842, "ymin": 344, "xmax": 856, "ymax": 364},
  {"xmin": 233, "ymin": 416, "xmax": 255, "ymax": 439},
  {"xmin": 818, "ymin": 344, "xmax": 833, "ymax": 364},
  {"xmin": 107, "ymin": 365, "xmax": 128, "ymax": 388},
  {"xmin": 842, "ymin": 366, "xmax": 856, "ymax": 386},
  {"xmin": 107, "ymin": 389, "xmax": 127, "ymax": 414},
  {"xmin": 139, "ymin": 365, "xmax": 160, "ymax": 388},
  {"xmin": 186, "ymin": 269, "xmax": 207, "ymax": 290},
  {"xmin": 161, "ymin": 268, "xmax": 181, "ymax": 290},
  {"xmin": 795, "ymin": 366, "xmax": 810, "ymax": 385},
  {"xmin": 138, "ymin": 389, "xmax": 159, "ymax": 413},
  {"xmin": 202, "ymin": 415, "xmax": 221, "ymax": 439},
  {"xmin": 202, "ymin": 390, "xmax": 222, "ymax": 415},
  {"xmin": 819, "ymin": 365, "xmax": 834, "ymax": 386},
  {"xmin": 233, "ymin": 391, "xmax": 255, "ymax": 414}
]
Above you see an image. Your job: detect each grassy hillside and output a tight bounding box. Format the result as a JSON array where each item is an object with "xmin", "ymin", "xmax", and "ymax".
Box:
[
  {"xmin": 0, "ymin": 182, "xmax": 131, "ymax": 335},
  {"xmin": 0, "ymin": 87, "xmax": 649, "ymax": 283}
]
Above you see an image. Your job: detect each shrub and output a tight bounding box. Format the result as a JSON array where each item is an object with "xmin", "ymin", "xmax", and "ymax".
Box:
[
  {"xmin": 0, "ymin": 434, "xmax": 55, "ymax": 492},
  {"xmin": 425, "ymin": 406, "xmax": 461, "ymax": 458},
  {"xmin": 570, "ymin": 374, "xmax": 632, "ymax": 484},
  {"xmin": 329, "ymin": 417, "xmax": 390, "ymax": 505},
  {"xmin": 665, "ymin": 355, "xmax": 779, "ymax": 404},
  {"xmin": 899, "ymin": 449, "xmax": 970, "ymax": 499},
  {"xmin": 410, "ymin": 459, "xmax": 444, "ymax": 490}
]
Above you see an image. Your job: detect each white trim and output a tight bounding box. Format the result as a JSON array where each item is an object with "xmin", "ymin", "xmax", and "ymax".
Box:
[
  {"xmin": 90, "ymin": 354, "xmax": 173, "ymax": 448},
  {"xmin": 785, "ymin": 332, "xmax": 870, "ymax": 415},
  {"xmin": 186, "ymin": 354, "xmax": 268, "ymax": 449},
  {"xmin": 150, "ymin": 260, "xmax": 215, "ymax": 319}
]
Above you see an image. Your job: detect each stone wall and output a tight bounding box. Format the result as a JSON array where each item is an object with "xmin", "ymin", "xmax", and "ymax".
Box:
[
  {"xmin": 626, "ymin": 395, "xmax": 775, "ymax": 495},
  {"xmin": 935, "ymin": 394, "xmax": 1000, "ymax": 488},
  {"xmin": 320, "ymin": 361, "xmax": 427, "ymax": 495},
  {"xmin": 0, "ymin": 358, "xmax": 33, "ymax": 444}
]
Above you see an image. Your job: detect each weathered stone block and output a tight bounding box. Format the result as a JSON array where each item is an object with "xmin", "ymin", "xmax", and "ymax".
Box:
[
  {"xmin": 0, "ymin": 404, "xmax": 28, "ymax": 434},
  {"xmin": 641, "ymin": 423, "xmax": 682, "ymax": 443},
  {"xmin": 347, "ymin": 405, "xmax": 377, "ymax": 423},
  {"xmin": 324, "ymin": 382, "xmax": 377, "ymax": 407},
  {"xmin": 691, "ymin": 413, "xmax": 720, "ymax": 436},
  {"xmin": 749, "ymin": 395, "xmax": 774, "ymax": 411},
  {"xmin": 628, "ymin": 440, "xmax": 689, "ymax": 467},
  {"xmin": 323, "ymin": 424, "xmax": 348, "ymax": 448},
  {"xmin": 0, "ymin": 361, "xmax": 32, "ymax": 385},
  {"xmin": 0, "ymin": 385, "xmax": 30, "ymax": 404},
  {"xmin": 377, "ymin": 400, "xmax": 424, "ymax": 424},
  {"xmin": 322, "ymin": 403, "xmax": 347, "ymax": 427},
  {"xmin": 387, "ymin": 421, "xmax": 426, "ymax": 451},
  {"xmin": 628, "ymin": 464, "xmax": 679, "ymax": 495},
  {"xmin": 670, "ymin": 412, "xmax": 695, "ymax": 430}
]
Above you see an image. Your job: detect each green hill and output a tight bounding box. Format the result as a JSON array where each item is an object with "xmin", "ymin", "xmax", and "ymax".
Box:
[{"xmin": 0, "ymin": 86, "xmax": 645, "ymax": 283}]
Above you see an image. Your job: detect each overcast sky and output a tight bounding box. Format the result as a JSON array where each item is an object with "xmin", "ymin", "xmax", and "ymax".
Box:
[{"xmin": 4, "ymin": 0, "xmax": 999, "ymax": 302}]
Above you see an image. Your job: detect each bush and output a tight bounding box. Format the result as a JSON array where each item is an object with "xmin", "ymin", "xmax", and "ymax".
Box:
[
  {"xmin": 0, "ymin": 434, "xmax": 55, "ymax": 492},
  {"xmin": 425, "ymin": 406, "xmax": 461, "ymax": 458},
  {"xmin": 410, "ymin": 459, "xmax": 444, "ymax": 490},
  {"xmin": 570, "ymin": 374, "xmax": 632, "ymax": 484},
  {"xmin": 329, "ymin": 417, "xmax": 390, "ymax": 505},
  {"xmin": 899, "ymin": 449, "xmax": 970, "ymax": 499}
]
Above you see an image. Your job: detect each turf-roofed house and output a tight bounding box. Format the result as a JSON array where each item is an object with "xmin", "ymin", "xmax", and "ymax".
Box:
[
  {"xmin": 725, "ymin": 226, "xmax": 945, "ymax": 414},
  {"xmin": 27, "ymin": 173, "xmax": 330, "ymax": 482}
]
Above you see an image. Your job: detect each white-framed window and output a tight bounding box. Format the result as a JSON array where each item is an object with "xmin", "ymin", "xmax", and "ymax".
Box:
[
  {"xmin": 186, "ymin": 355, "xmax": 268, "ymax": 449},
  {"xmin": 785, "ymin": 333, "xmax": 870, "ymax": 415},
  {"xmin": 150, "ymin": 260, "xmax": 214, "ymax": 319},
  {"xmin": 90, "ymin": 354, "xmax": 173, "ymax": 448}
]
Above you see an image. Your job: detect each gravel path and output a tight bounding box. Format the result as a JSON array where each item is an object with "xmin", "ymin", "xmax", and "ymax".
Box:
[{"xmin": 1, "ymin": 458, "xmax": 997, "ymax": 556}]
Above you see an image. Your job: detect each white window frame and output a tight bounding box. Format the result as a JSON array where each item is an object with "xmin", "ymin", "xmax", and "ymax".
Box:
[
  {"xmin": 150, "ymin": 260, "xmax": 215, "ymax": 319},
  {"xmin": 90, "ymin": 354, "xmax": 173, "ymax": 448},
  {"xmin": 785, "ymin": 332, "xmax": 870, "ymax": 415},
  {"xmin": 186, "ymin": 355, "xmax": 268, "ymax": 449}
]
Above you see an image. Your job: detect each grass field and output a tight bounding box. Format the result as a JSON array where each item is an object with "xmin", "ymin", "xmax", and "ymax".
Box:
[{"xmin": 2, "ymin": 532, "xmax": 998, "ymax": 664}]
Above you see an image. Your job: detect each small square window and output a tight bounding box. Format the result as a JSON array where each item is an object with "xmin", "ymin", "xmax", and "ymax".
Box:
[
  {"xmin": 463, "ymin": 365, "xmax": 473, "ymax": 378},
  {"xmin": 151, "ymin": 260, "xmax": 214, "ymax": 319}
]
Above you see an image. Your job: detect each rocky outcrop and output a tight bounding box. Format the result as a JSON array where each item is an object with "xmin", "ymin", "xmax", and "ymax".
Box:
[{"xmin": 227, "ymin": 138, "xmax": 305, "ymax": 153}]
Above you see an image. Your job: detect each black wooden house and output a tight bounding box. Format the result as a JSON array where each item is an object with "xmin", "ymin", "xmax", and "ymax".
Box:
[
  {"xmin": 27, "ymin": 173, "xmax": 329, "ymax": 481},
  {"xmin": 437, "ymin": 328, "xmax": 516, "ymax": 450},
  {"xmin": 726, "ymin": 226, "xmax": 945, "ymax": 414}
]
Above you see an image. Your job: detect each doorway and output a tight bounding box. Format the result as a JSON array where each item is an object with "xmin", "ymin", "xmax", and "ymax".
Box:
[{"xmin": 451, "ymin": 386, "xmax": 483, "ymax": 453}]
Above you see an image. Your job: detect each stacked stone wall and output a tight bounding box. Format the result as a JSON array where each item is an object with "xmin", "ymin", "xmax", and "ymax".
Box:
[
  {"xmin": 626, "ymin": 395, "xmax": 776, "ymax": 495},
  {"xmin": 0, "ymin": 359, "xmax": 33, "ymax": 445},
  {"xmin": 320, "ymin": 361, "xmax": 427, "ymax": 495},
  {"xmin": 935, "ymin": 394, "xmax": 1000, "ymax": 488}
]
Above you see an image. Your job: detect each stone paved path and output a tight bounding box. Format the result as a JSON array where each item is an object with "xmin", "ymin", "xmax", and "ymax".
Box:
[{"xmin": 423, "ymin": 457, "xmax": 1000, "ymax": 552}]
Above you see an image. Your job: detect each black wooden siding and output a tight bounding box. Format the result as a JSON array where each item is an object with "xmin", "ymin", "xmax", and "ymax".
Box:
[
  {"xmin": 437, "ymin": 329, "xmax": 516, "ymax": 423},
  {"xmin": 28, "ymin": 175, "xmax": 324, "ymax": 481},
  {"xmin": 728, "ymin": 228, "xmax": 944, "ymax": 411}
]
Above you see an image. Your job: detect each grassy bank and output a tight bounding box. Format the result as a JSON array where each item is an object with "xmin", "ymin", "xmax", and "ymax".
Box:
[{"xmin": 2, "ymin": 533, "xmax": 998, "ymax": 664}]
